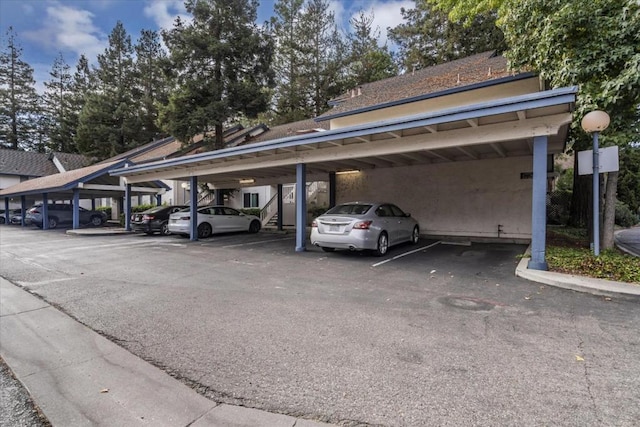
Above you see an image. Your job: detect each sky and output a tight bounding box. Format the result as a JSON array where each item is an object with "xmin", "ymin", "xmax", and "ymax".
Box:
[{"xmin": 0, "ymin": 0, "xmax": 414, "ymax": 93}]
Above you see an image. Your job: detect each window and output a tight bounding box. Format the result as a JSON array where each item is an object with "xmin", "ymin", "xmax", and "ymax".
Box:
[{"xmin": 243, "ymin": 193, "xmax": 259, "ymax": 208}]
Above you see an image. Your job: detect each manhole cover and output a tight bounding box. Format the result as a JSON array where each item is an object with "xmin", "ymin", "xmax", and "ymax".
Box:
[{"xmin": 439, "ymin": 296, "xmax": 495, "ymax": 311}]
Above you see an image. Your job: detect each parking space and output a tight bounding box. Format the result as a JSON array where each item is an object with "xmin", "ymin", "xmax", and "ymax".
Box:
[{"xmin": 2, "ymin": 225, "xmax": 639, "ymax": 426}]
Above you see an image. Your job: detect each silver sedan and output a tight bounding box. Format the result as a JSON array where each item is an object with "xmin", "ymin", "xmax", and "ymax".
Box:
[
  {"xmin": 310, "ymin": 201, "xmax": 419, "ymax": 256},
  {"xmin": 168, "ymin": 205, "xmax": 261, "ymax": 238}
]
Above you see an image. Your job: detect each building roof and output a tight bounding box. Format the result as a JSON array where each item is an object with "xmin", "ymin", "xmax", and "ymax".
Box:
[
  {"xmin": 248, "ymin": 118, "xmax": 330, "ymax": 144},
  {"xmin": 52, "ymin": 152, "xmax": 91, "ymax": 171},
  {"xmin": 1, "ymin": 149, "xmax": 64, "ymax": 177},
  {"xmin": 319, "ymin": 51, "xmax": 514, "ymax": 121}
]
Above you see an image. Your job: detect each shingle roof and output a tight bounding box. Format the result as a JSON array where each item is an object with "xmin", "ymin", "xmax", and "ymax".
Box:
[
  {"xmin": 53, "ymin": 152, "xmax": 91, "ymax": 171},
  {"xmin": 319, "ymin": 51, "xmax": 512, "ymax": 120},
  {"xmin": 247, "ymin": 118, "xmax": 330, "ymax": 144},
  {"xmin": 0, "ymin": 149, "xmax": 60, "ymax": 177},
  {"xmin": 0, "ymin": 160, "xmax": 124, "ymax": 196}
]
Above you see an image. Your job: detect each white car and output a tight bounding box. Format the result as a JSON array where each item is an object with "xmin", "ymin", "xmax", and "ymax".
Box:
[{"xmin": 168, "ymin": 205, "xmax": 261, "ymax": 238}]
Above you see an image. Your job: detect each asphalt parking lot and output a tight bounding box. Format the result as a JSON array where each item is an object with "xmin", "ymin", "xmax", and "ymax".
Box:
[{"xmin": 1, "ymin": 226, "xmax": 640, "ymax": 426}]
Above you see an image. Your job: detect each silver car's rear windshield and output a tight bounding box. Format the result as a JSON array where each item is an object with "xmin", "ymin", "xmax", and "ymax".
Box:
[{"xmin": 326, "ymin": 204, "xmax": 372, "ymax": 215}]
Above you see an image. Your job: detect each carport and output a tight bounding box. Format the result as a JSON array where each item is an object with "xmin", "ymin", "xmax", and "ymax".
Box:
[
  {"xmin": 0, "ymin": 159, "xmax": 169, "ymax": 229},
  {"xmin": 110, "ymin": 87, "xmax": 577, "ymax": 271}
]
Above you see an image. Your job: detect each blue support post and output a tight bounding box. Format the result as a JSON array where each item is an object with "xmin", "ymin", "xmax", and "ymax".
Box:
[
  {"xmin": 3, "ymin": 198, "xmax": 9, "ymax": 224},
  {"xmin": 91, "ymin": 199, "xmax": 96, "ymax": 211},
  {"xmin": 295, "ymin": 163, "xmax": 307, "ymax": 252},
  {"xmin": 190, "ymin": 176, "xmax": 198, "ymax": 241},
  {"xmin": 20, "ymin": 196, "xmax": 26, "ymax": 227},
  {"xmin": 156, "ymin": 194, "xmax": 162, "ymax": 206},
  {"xmin": 528, "ymin": 135, "xmax": 549, "ymax": 271},
  {"xmin": 72, "ymin": 189, "xmax": 80, "ymax": 229},
  {"xmin": 124, "ymin": 184, "xmax": 132, "ymax": 231},
  {"xmin": 329, "ymin": 172, "xmax": 336, "ymax": 208},
  {"xmin": 277, "ymin": 184, "xmax": 283, "ymax": 231},
  {"xmin": 42, "ymin": 193, "xmax": 49, "ymax": 230},
  {"xmin": 215, "ymin": 189, "xmax": 223, "ymax": 206}
]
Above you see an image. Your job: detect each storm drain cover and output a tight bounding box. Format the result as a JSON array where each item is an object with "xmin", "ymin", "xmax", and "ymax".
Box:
[{"xmin": 439, "ymin": 296, "xmax": 495, "ymax": 311}]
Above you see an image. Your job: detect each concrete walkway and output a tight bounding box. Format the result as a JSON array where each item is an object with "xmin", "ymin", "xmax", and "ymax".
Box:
[{"xmin": 0, "ymin": 277, "xmax": 332, "ymax": 427}]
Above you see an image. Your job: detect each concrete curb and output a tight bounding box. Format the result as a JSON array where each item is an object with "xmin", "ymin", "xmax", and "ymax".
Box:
[
  {"xmin": 515, "ymin": 247, "xmax": 640, "ymax": 298},
  {"xmin": 0, "ymin": 277, "xmax": 334, "ymax": 427}
]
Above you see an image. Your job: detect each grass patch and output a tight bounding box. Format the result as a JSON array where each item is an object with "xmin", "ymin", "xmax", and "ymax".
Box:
[{"xmin": 545, "ymin": 228, "xmax": 640, "ymax": 284}]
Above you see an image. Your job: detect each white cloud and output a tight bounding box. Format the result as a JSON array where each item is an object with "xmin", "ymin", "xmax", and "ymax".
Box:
[
  {"xmin": 23, "ymin": 2, "xmax": 106, "ymax": 62},
  {"xmin": 143, "ymin": 0, "xmax": 188, "ymax": 31}
]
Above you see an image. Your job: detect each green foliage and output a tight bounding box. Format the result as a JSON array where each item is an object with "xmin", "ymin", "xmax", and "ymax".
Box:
[
  {"xmin": 76, "ymin": 22, "xmax": 143, "ymax": 160},
  {"xmin": 0, "ymin": 27, "xmax": 41, "ymax": 150},
  {"xmin": 618, "ymin": 145, "xmax": 640, "ymax": 214},
  {"xmin": 389, "ymin": 0, "xmax": 506, "ymax": 71},
  {"xmin": 239, "ymin": 208, "xmax": 260, "ymax": 217},
  {"xmin": 546, "ymin": 246, "xmax": 640, "ymax": 284},
  {"xmin": 615, "ymin": 201, "xmax": 639, "ymax": 228},
  {"xmin": 160, "ymin": 0, "xmax": 274, "ymax": 150}
]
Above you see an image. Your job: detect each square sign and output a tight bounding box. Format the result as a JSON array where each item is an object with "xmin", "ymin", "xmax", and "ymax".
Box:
[{"xmin": 577, "ymin": 145, "xmax": 619, "ymax": 175}]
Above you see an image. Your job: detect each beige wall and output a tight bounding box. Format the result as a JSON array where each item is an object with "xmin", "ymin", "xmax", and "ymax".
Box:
[
  {"xmin": 330, "ymin": 77, "xmax": 541, "ymax": 130},
  {"xmin": 335, "ymin": 156, "xmax": 534, "ymax": 240}
]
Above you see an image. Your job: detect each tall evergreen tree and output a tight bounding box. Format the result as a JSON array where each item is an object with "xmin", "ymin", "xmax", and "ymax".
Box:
[
  {"xmin": 0, "ymin": 27, "xmax": 40, "ymax": 150},
  {"xmin": 76, "ymin": 22, "xmax": 141, "ymax": 159},
  {"xmin": 298, "ymin": 0, "xmax": 347, "ymax": 116},
  {"xmin": 135, "ymin": 29, "xmax": 168, "ymax": 143},
  {"xmin": 346, "ymin": 10, "xmax": 398, "ymax": 87},
  {"xmin": 42, "ymin": 53, "xmax": 76, "ymax": 152},
  {"xmin": 388, "ymin": 0, "xmax": 505, "ymax": 71},
  {"xmin": 160, "ymin": 0, "xmax": 274, "ymax": 150},
  {"xmin": 270, "ymin": 0, "xmax": 308, "ymax": 124}
]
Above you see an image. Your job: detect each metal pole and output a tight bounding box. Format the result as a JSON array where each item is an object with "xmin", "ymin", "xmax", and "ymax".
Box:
[{"xmin": 592, "ymin": 131, "xmax": 600, "ymax": 256}]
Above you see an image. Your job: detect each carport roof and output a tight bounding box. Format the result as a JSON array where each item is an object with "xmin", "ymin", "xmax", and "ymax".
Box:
[
  {"xmin": 0, "ymin": 159, "xmax": 169, "ymax": 199},
  {"xmin": 110, "ymin": 86, "xmax": 578, "ymax": 187}
]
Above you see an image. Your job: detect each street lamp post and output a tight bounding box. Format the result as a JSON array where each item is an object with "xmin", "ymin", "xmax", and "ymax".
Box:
[{"xmin": 581, "ymin": 110, "xmax": 610, "ymax": 256}]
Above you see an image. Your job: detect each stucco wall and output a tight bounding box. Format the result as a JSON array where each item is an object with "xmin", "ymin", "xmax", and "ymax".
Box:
[{"xmin": 336, "ymin": 156, "xmax": 533, "ymax": 240}]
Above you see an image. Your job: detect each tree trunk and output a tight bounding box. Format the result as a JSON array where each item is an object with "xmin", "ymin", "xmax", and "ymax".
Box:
[{"xmin": 602, "ymin": 171, "xmax": 618, "ymax": 250}]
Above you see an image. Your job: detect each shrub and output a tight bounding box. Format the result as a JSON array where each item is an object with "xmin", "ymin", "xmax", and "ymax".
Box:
[{"xmin": 615, "ymin": 201, "xmax": 639, "ymax": 228}]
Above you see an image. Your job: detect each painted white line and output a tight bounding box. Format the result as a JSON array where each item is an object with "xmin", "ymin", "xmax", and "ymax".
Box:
[
  {"xmin": 221, "ymin": 237, "xmax": 295, "ymax": 248},
  {"xmin": 372, "ymin": 241, "xmax": 442, "ymax": 267}
]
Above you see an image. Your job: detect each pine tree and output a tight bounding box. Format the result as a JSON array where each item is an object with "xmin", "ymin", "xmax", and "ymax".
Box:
[
  {"xmin": 135, "ymin": 29, "xmax": 169, "ymax": 143},
  {"xmin": 298, "ymin": 0, "xmax": 347, "ymax": 117},
  {"xmin": 76, "ymin": 22, "xmax": 141, "ymax": 159},
  {"xmin": 270, "ymin": 0, "xmax": 309, "ymax": 124},
  {"xmin": 346, "ymin": 10, "xmax": 398, "ymax": 88},
  {"xmin": 159, "ymin": 0, "xmax": 274, "ymax": 150},
  {"xmin": 0, "ymin": 27, "xmax": 41, "ymax": 150},
  {"xmin": 42, "ymin": 53, "xmax": 76, "ymax": 152},
  {"xmin": 388, "ymin": 0, "xmax": 505, "ymax": 71}
]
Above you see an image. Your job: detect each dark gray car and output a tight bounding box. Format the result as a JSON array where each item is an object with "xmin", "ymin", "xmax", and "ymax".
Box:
[{"xmin": 25, "ymin": 204, "xmax": 107, "ymax": 229}]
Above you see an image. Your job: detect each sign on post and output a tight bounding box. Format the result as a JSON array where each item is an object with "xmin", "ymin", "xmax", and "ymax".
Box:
[{"xmin": 577, "ymin": 145, "xmax": 619, "ymax": 175}]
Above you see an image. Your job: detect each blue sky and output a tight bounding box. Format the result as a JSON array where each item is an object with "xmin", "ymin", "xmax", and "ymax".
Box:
[{"xmin": 0, "ymin": 0, "xmax": 413, "ymax": 92}]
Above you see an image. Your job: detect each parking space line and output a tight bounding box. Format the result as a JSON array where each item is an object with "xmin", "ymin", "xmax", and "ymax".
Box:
[
  {"xmin": 372, "ymin": 241, "xmax": 442, "ymax": 267},
  {"xmin": 221, "ymin": 236, "xmax": 295, "ymax": 248}
]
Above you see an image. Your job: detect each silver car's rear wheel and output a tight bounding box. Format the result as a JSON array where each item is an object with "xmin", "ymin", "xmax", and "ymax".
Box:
[
  {"xmin": 373, "ymin": 232, "xmax": 388, "ymax": 257},
  {"xmin": 160, "ymin": 222, "xmax": 171, "ymax": 235},
  {"xmin": 48, "ymin": 217, "xmax": 58, "ymax": 229},
  {"xmin": 198, "ymin": 222, "xmax": 212, "ymax": 238},
  {"xmin": 411, "ymin": 226, "xmax": 419, "ymax": 244}
]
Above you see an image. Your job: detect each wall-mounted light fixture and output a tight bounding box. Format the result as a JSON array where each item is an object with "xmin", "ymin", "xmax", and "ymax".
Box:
[
  {"xmin": 239, "ymin": 178, "xmax": 255, "ymax": 184},
  {"xmin": 335, "ymin": 170, "xmax": 360, "ymax": 175},
  {"xmin": 180, "ymin": 182, "xmax": 190, "ymax": 190}
]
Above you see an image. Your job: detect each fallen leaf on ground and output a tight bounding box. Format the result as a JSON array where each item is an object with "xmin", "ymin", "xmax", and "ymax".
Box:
[
  {"xmin": 100, "ymin": 388, "xmax": 109, "ymax": 393},
  {"xmin": 575, "ymin": 355, "xmax": 584, "ymax": 362}
]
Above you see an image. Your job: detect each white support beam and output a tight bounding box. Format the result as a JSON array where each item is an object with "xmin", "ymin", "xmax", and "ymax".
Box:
[
  {"xmin": 426, "ymin": 150, "xmax": 452, "ymax": 162},
  {"xmin": 491, "ymin": 143, "xmax": 507, "ymax": 157},
  {"xmin": 517, "ymin": 110, "xmax": 527, "ymax": 121},
  {"xmin": 387, "ymin": 131, "xmax": 402, "ymax": 138},
  {"xmin": 354, "ymin": 135, "xmax": 370, "ymax": 143},
  {"xmin": 424, "ymin": 125, "xmax": 438, "ymax": 133},
  {"xmin": 466, "ymin": 118, "xmax": 479, "ymax": 127},
  {"xmin": 456, "ymin": 146, "xmax": 478, "ymax": 160}
]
